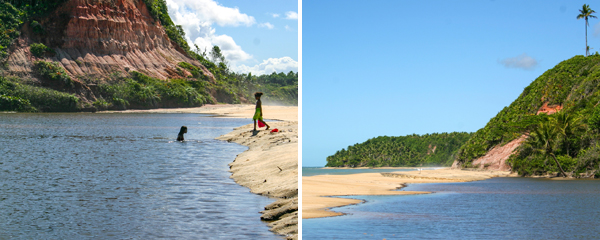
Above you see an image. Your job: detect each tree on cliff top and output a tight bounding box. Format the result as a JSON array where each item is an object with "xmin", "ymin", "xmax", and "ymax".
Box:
[{"xmin": 577, "ymin": 4, "xmax": 596, "ymax": 56}]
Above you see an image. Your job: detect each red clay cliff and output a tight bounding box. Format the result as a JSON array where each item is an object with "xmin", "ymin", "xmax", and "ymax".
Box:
[{"xmin": 8, "ymin": 0, "xmax": 213, "ymax": 81}]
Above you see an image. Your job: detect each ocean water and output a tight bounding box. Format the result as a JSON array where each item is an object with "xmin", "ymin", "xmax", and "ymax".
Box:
[
  {"xmin": 303, "ymin": 177, "xmax": 600, "ymax": 239},
  {"xmin": 0, "ymin": 113, "xmax": 278, "ymax": 239},
  {"xmin": 302, "ymin": 167, "xmax": 440, "ymax": 177}
]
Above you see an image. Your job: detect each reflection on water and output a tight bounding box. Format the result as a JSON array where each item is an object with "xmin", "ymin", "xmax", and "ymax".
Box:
[
  {"xmin": 303, "ymin": 177, "xmax": 600, "ymax": 239},
  {"xmin": 0, "ymin": 113, "xmax": 278, "ymax": 239}
]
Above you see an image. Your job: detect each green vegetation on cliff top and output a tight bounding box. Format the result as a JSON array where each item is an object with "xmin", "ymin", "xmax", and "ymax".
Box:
[{"xmin": 325, "ymin": 132, "xmax": 472, "ymax": 167}]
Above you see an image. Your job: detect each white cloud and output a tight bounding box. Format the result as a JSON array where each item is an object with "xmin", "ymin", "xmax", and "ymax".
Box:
[
  {"xmin": 285, "ymin": 25, "xmax": 291, "ymax": 31},
  {"xmin": 211, "ymin": 35, "xmax": 252, "ymax": 61},
  {"xmin": 259, "ymin": 22, "xmax": 275, "ymax": 29},
  {"xmin": 191, "ymin": 34, "xmax": 252, "ymax": 62},
  {"xmin": 285, "ymin": 11, "xmax": 298, "ymax": 20},
  {"xmin": 271, "ymin": 13, "xmax": 280, "ymax": 18},
  {"xmin": 167, "ymin": 0, "xmax": 255, "ymax": 27},
  {"xmin": 232, "ymin": 57, "xmax": 298, "ymax": 75},
  {"xmin": 168, "ymin": 0, "xmax": 253, "ymax": 63},
  {"xmin": 498, "ymin": 53, "xmax": 538, "ymax": 70}
]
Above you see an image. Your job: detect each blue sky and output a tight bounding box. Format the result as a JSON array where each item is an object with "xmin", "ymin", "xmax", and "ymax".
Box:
[
  {"xmin": 303, "ymin": 0, "xmax": 599, "ymax": 166},
  {"xmin": 166, "ymin": 0, "xmax": 298, "ymax": 75}
]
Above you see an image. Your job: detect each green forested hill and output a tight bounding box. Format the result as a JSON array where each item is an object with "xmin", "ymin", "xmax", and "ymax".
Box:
[
  {"xmin": 325, "ymin": 132, "xmax": 473, "ymax": 167},
  {"xmin": 328, "ymin": 55, "xmax": 600, "ymax": 177},
  {"xmin": 454, "ymin": 55, "xmax": 600, "ymax": 177}
]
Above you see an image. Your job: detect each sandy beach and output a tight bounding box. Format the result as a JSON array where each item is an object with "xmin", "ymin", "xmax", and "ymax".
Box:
[
  {"xmin": 302, "ymin": 168, "xmax": 516, "ymax": 219},
  {"xmin": 100, "ymin": 104, "xmax": 297, "ymax": 122},
  {"xmin": 103, "ymin": 104, "xmax": 298, "ymax": 239}
]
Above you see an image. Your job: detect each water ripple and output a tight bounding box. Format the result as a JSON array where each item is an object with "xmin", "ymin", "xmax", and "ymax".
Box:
[{"xmin": 0, "ymin": 113, "xmax": 277, "ymax": 239}]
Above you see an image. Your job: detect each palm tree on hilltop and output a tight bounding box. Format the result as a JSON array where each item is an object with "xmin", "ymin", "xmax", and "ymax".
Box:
[{"xmin": 577, "ymin": 4, "xmax": 597, "ymax": 56}]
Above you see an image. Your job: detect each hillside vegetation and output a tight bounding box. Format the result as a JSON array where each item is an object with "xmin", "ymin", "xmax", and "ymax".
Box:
[
  {"xmin": 325, "ymin": 132, "xmax": 473, "ymax": 167},
  {"xmin": 327, "ymin": 55, "xmax": 600, "ymax": 178},
  {"xmin": 454, "ymin": 55, "xmax": 600, "ymax": 177},
  {"xmin": 0, "ymin": 0, "xmax": 297, "ymax": 112}
]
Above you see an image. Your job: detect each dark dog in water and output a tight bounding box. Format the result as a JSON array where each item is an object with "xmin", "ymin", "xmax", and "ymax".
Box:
[{"xmin": 177, "ymin": 126, "xmax": 187, "ymax": 141}]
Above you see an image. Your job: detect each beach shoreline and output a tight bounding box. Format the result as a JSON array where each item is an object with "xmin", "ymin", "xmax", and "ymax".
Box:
[
  {"xmin": 101, "ymin": 104, "xmax": 298, "ymax": 239},
  {"xmin": 302, "ymin": 168, "xmax": 516, "ymax": 219},
  {"xmin": 98, "ymin": 104, "xmax": 297, "ymax": 121}
]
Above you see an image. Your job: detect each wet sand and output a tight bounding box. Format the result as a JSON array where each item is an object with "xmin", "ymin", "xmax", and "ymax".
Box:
[
  {"xmin": 213, "ymin": 105, "xmax": 298, "ymax": 239},
  {"xmin": 302, "ymin": 168, "xmax": 516, "ymax": 219}
]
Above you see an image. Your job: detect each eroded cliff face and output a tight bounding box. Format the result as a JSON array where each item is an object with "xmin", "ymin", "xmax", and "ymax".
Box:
[
  {"xmin": 460, "ymin": 136, "xmax": 526, "ymax": 171},
  {"xmin": 8, "ymin": 0, "xmax": 213, "ymax": 81},
  {"xmin": 452, "ymin": 102, "xmax": 563, "ymax": 171}
]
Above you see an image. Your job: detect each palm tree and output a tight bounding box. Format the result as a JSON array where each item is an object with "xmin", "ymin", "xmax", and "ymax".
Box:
[
  {"xmin": 525, "ymin": 121, "xmax": 568, "ymax": 177},
  {"xmin": 551, "ymin": 111, "xmax": 583, "ymax": 156},
  {"xmin": 577, "ymin": 4, "xmax": 597, "ymax": 56}
]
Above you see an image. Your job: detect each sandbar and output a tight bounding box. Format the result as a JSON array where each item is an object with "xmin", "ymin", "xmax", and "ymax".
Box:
[
  {"xmin": 302, "ymin": 168, "xmax": 515, "ymax": 219},
  {"xmin": 214, "ymin": 105, "xmax": 298, "ymax": 239}
]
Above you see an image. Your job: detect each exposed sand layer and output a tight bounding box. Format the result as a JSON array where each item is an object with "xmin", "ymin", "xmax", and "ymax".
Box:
[
  {"xmin": 302, "ymin": 168, "xmax": 515, "ymax": 219},
  {"xmin": 100, "ymin": 104, "xmax": 298, "ymax": 122},
  {"xmin": 467, "ymin": 135, "xmax": 526, "ymax": 171},
  {"xmin": 213, "ymin": 105, "xmax": 298, "ymax": 239},
  {"xmin": 537, "ymin": 102, "xmax": 563, "ymax": 115}
]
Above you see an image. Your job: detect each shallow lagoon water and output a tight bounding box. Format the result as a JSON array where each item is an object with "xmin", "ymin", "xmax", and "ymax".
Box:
[
  {"xmin": 303, "ymin": 177, "xmax": 600, "ymax": 239},
  {"xmin": 0, "ymin": 113, "xmax": 278, "ymax": 239}
]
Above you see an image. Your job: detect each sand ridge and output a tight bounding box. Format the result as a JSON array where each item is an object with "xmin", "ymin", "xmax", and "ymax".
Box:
[
  {"xmin": 302, "ymin": 168, "xmax": 516, "ymax": 219},
  {"xmin": 213, "ymin": 105, "xmax": 298, "ymax": 240}
]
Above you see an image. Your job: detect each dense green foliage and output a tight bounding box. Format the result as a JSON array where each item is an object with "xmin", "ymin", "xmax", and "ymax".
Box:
[
  {"xmin": 177, "ymin": 61, "xmax": 298, "ymax": 105},
  {"xmin": 0, "ymin": 76, "xmax": 78, "ymax": 112},
  {"xmin": 0, "ymin": 0, "xmax": 68, "ymax": 59},
  {"xmin": 29, "ymin": 43, "xmax": 53, "ymax": 57},
  {"xmin": 509, "ymin": 112, "xmax": 582, "ymax": 176},
  {"xmin": 456, "ymin": 55, "xmax": 600, "ymax": 176},
  {"xmin": 34, "ymin": 60, "xmax": 71, "ymax": 85},
  {"xmin": 95, "ymin": 71, "xmax": 208, "ymax": 110},
  {"xmin": 326, "ymin": 132, "xmax": 473, "ymax": 167},
  {"xmin": 3, "ymin": 0, "xmax": 68, "ymax": 17},
  {"xmin": 0, "ymin": 94, "xmax": 34, "ymax": 111},
  {"xmin": 0, "ymin": 2, "xmax": 23, "ymax": 59},
  {"xmin": 235, "ymin": 71, "xmax": 299, "ymax": 105}
]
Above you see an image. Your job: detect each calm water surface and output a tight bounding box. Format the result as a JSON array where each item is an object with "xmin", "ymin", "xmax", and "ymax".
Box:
[
  {"xmin": 303, "ymin": 177, "xmax": 600, "ymax": 239},
  {"xmin": 0, "ymin": 113, "xmax": 278, "ymax": 239}
]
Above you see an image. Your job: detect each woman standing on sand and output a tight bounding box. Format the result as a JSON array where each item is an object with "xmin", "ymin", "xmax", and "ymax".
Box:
[{"xmin": 253, "ymin": 92, "xmax": 270, "ymax": 131}]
